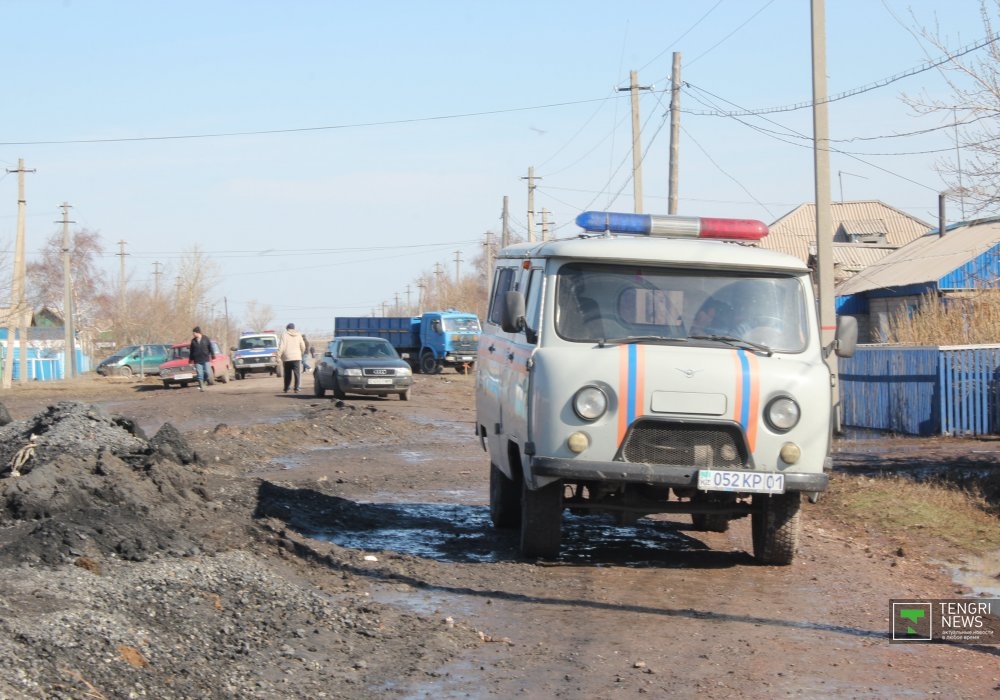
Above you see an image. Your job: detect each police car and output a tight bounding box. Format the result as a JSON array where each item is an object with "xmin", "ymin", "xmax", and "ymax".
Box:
[{"xmin": 231, "ymin": 331, "xmax": 282, "ymax": 380}]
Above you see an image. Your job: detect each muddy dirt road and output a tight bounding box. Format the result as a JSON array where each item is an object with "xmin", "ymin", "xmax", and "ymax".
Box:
[{"xmin": 0, "ymin": 372, "xmax": 997, "ymax": 698}]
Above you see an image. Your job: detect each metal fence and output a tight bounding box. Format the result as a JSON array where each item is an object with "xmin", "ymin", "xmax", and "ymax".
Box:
[{"xmin": 839, "ymin": 344, "xmax": 1000, "ymax": 436}]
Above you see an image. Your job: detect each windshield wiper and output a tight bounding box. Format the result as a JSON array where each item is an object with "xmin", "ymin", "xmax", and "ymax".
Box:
[
  {"xmin": 688, "ymin": 334, "xmax": 773, "ymax": 356},
  {"xmin": 596, "ymin": 335, "xmax": 689, "ymax": 348}
]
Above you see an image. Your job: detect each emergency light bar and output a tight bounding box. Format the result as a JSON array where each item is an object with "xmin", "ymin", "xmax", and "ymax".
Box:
[{"xmin": 575, "ymin": 211, "xmax": 768, "ymax": 240}]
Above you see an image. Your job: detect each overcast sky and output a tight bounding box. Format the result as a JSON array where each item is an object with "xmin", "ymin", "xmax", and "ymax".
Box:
[{"xmin": 0, "ymin": 0, "xmax": 993, "ymax": 334}]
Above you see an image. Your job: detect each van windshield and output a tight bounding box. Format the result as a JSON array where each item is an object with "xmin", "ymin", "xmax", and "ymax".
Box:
[{"xmin": 555, "ymin": 262, "xmax": 809, "ymax": 353}]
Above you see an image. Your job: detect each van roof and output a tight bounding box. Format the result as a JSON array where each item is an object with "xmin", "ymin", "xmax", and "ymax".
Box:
[{"xmin": 497, "ymin": 235, "xmax": 807, "ymax": 273}]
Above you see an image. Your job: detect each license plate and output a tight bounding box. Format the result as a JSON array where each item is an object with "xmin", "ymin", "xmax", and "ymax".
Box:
[
  {"xmin": 367, "ymin": 378, "xmax": 393, "ymax": 385},
  {"xmin": 698, "ymin": 469, "xmax": 785, "ymax": 494},
  {"xmin": 174, "ymin": 373, "xmax": 194, "ymax": 380}
]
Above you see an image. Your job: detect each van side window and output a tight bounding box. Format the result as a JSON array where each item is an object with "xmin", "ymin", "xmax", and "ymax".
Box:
[
  {"xmin": 524, "ymin": 269, "xmax": 543, "ymax": 335},
  {"xmin": 488, "ymin": 267, "xmax": 516, "ymax": 326}
]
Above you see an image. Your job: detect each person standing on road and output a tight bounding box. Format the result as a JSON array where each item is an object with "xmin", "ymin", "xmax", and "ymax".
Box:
[
  {"xmin": 301, "ymin": 335, "xmax": 312, "ymax": 373},
  {"xmin": 189, "ymin": 326, "xmax": 215, "ymax": 392},
  {"xmin": 278, "ymin": 323, "xmax": 306, "ymax": 393}
]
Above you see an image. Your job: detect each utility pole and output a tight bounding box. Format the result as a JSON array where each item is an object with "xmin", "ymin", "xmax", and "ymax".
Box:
[
  {"xmin": 540, "ymin": 208, "xmax": 550, "ymax": 241},
  {"xmin": 2, "ymin": 159, "xmax": 34, "ymax": 389},
  {"xmin": 522, "ymin": 167, "xmax": 539, "ymax": 242},
  {"xmin": 484, "ymin": 231, "xmax": 495, "ymax": 284},
  {"xmin": 501, "ymin": 195, "xmax": 510, "ymax": 249},
  {"xmin": 59, "ymin": 202, "xmax": 78, "ymax": 378},
  {"xmin": 811, "ymin": 0, "xmax": 838, "ymax": 421},
  {"xmin": 453, "ymin": 250, "xmax": 462, "ymax": 284},
  {"xmin": 668, "ymin": 53, "xmax": 682, "ymax": 215},
  {"xmin": 152, "ymin": 261, "xmax": 162, "ymax": 298},
  {"xmin": 618, "ymin": 70, "xmax": 652, "ymax": 214}
]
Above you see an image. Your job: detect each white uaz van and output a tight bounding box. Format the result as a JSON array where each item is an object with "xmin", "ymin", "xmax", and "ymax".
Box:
[{"xmin": 475, "ymin": 211, "xmax": 856, "ymax": 564}]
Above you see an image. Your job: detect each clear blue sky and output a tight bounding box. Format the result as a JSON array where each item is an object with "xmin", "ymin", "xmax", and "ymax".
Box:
[{"xmin": 0, "ymin": 0, "xmax": 992, "ymax": 335}]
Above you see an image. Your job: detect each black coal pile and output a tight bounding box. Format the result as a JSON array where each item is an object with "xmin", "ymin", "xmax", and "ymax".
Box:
[{"xmin": 0, "ymin": 401, "xmax": 217, "ymax": 566}]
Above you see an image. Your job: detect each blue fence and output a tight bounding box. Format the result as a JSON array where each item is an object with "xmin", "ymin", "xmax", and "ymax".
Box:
[
  {"xmin": 0, "ymin": 348, "xmax": 90, "ymax": 381},
  {"xmin": 839, "ymin": 344, "xmax": 1000, "ymax": 436}
]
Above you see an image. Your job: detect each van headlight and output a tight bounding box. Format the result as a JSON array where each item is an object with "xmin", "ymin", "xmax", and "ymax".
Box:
[
  {"xmin": 573, "ymin": 385, "xmax": 608, "ymax": 421},
  {"xmin": 765, "ymin": 396, "xmax": 800, "ymax": 432}
]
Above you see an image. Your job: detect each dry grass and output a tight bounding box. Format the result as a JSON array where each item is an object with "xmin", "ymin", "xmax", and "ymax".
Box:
[
  {"xmin": 887, "ymin": 289, "xmax": 1000, "ymax": 344},
  {"xmin": 817, "ymin": 472, "xmax": 1000, "ymax": 556}
]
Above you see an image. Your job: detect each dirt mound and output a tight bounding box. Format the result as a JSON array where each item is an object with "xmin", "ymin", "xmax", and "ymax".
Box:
[{"xmin": 0, "ymin": 401, "xmax": 218, "ymax": 566}]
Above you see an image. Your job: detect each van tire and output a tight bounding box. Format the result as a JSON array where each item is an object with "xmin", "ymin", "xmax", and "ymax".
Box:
[
  {"xmin": 751, "ymin": 492, "xmax": 800, "ymax": 565},
  {"xmin": 119, "ymin": 365, "xmax": 134, "ymax": 378},
  {"xmin": 520, "ymin": 479, "xmax": 563, "ymax": 560},
  {"xmin": 489, "ymin": 463, "xmax": 520, "ymax": 528}
]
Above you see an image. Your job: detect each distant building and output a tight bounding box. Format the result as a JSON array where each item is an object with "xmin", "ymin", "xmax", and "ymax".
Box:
[
  {"xmin": 761, "ymin": 200, "xmax": 932, "ymax": 282},
  {"xmin": 835, "ymin": 217, "xmax": 1000, "ymax": 341}
]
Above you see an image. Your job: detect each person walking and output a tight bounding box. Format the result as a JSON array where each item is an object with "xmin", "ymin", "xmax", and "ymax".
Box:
[
  {"xmin": 301, "ymin": 335, "xmax": 312, "ymax": 373},
  {"xmin": 278, "ymin": 322, "xmax": 306, "ymax": 393},
  {"xmin": 189, "ymin": 326, "xmax": 215, "ymax": 392}
]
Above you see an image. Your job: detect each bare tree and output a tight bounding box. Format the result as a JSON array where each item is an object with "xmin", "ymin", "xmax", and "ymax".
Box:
[
  {"xmin": 26, "ymin": 228, "xmax": 109, "ymax": 329},
  {"xmin": 902, "ymin": 1, "xmax": 1000, "ymax": 215},
  {"xmin": 243, "ymin": 300, "xmax": 275, "ymax": 331}
]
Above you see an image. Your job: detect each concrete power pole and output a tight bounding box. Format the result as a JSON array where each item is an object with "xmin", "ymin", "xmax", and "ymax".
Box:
[
  {"xmin": 618, "ymin": 70, "xmax": 651, "ymax": 214},
  {"xmin": 668, "ymin": 53, "xmax": 682, "ymax": 215},
  {"xmin": 501, "ymin": 195, "xmax": 510, "ymax": 249},
  {"xmin": 811, "ymin": 0, "xmax": 838, "ymax": 421},
  {"xmin": 2, "ymin": 158, "xmax": 34, "ymax": 389},
  {"xmin": 60, "ymin": 202, "xmax": 77, "ymax": 379},
  {"xmin": 484, "ymin": 231, "xmax": 495, "ymax": 285},
  {"xmin": 540, "ymin": 208, "xmax": 550, "ymax": 241},
  {"xmin": 523, "ymin": 167, "xmax": 538, "ymax": 242}
]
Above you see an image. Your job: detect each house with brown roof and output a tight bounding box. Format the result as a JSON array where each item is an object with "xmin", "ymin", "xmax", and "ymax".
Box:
[{"xmin": 759, "ymin": 200, "xmax": 932, "ymax": 282}]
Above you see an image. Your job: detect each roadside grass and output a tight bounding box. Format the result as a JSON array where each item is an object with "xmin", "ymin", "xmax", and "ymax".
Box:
[{"xmin": 817, "ymin": 472, "xmax": 1000, "ymax": 556}]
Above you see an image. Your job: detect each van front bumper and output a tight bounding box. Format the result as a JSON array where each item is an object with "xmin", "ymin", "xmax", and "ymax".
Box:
[{"xmin": 530, "ymin": 457, "xmax": 828, "ymax": 493}]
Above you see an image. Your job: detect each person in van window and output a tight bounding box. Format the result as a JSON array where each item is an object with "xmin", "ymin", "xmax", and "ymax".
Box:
[{"xmin": 189, "ymin": 326, "xmax": 215, "ymax": 391}]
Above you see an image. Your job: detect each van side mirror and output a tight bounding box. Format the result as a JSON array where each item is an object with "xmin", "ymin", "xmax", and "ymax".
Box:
[
  {"xmin": 501, "ymin": 291, "xmax": 526, "ymax": 333},
  {"xmin": 834, "ymin": 315, "xmax": 858, "ymax": 358}
]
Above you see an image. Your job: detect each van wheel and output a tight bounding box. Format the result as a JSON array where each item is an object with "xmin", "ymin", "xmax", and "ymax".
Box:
[
  {"xmin": 520, "ymin": 479, "xmax": 563, "ymax": 559},
  {"xmin": 751, "ymin": 492, "xmax": 800, "ymax": 565},
  {"xmin": 119, "ymin": 365, "xmax": 134, "ymax": 378},
  {"xmin": 490, "ymin": 463, "xmax": 520, "ymax": 528}
]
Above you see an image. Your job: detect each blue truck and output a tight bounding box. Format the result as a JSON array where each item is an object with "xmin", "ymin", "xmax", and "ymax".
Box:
[{"xmin": 334, "ymin": 311, "xmax": 481, "ymax": 374}]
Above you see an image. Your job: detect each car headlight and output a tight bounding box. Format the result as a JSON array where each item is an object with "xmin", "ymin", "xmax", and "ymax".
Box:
[
  {"xmin": 343, "ymin": 368, "xmax": 362, "ymax": 377},
  {"xmin": 397, "ymin": 366, "xmax": 412, "ymax": 376},
  {"xmin": 573, "ymin": 385, "xmax": 608, "ymax": 421},
  {"xmin": 765, "ymin": 396, "xmax": 800, "ymax": 432}
]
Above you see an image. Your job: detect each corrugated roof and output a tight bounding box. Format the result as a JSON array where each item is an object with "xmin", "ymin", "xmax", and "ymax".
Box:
[
  {"xmin": 831, "ymin": 243, "xmax": 896, "ymax": 281},
  {"xmin": 835, "ymin": 218, "xmax": 1000, "ymax": 295},
  {"xmin": 760, "ymin": 200, "xmax": 931, "ymax": 265}
]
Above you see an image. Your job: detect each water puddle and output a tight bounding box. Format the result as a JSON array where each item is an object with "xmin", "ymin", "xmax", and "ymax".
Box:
[
  {"xmin": 945, "ymin": 550, "xmax": 1000, "ymax": 597},
  {"xmin": 305, "ymin": 500, "xmax": 729, "ymax": 568}
]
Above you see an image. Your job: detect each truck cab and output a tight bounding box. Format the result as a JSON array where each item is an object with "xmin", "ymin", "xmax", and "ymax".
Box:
[{"xmin": 475, "ymin": 211, "xmax": 856, "ymax": 564}]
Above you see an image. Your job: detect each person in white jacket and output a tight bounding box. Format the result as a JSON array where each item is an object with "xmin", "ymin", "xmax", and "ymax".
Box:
[{"xmin": 277, "ymin": 323, "xmax": 306, "ymax": 393}]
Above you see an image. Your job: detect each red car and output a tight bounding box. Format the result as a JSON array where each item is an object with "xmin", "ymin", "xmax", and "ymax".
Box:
[{"xmin": 159, "ymin": 341, "xmax": 233, "ymax": 388}]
